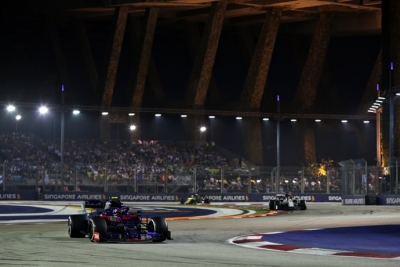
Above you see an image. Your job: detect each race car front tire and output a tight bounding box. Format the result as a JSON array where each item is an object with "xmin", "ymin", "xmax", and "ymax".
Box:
[
  {"xmin": 149, "ymin": 217, "xmax": 168, "ymax": 242},
  {"xmin": 298, "ymin": 200, "xmax": 307, "ymax": 210},
  {"xmin": 269, "ymin": 200, "xmax": 276, "ymax": 210},
  {"xmin": 68, "ymin": 215, "xmax": 87, "ymax": 238},
  {"xmin": 274, "ymin": 200, "xmax": 280, "ymax": 210},
  {"xmin": 88, "ymin": 217, "xmax": 108, "ymax": 242}
]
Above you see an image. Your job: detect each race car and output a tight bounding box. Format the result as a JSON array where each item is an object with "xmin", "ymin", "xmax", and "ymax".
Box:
[
  {"xmin": 269, "ymin": 193, "xmax": 307, "ymax": 211},
  {"xmin": 68, "ymin": 196, "xmax": 172, "ymax": 242},
  {"xmin": 179, "ymin": 194, "xmax": 210, "ymax": 205}
]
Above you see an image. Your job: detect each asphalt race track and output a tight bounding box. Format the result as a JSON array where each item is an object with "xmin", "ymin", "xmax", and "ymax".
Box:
[{"xmin": 1, "ymin": 203, "xmax": 400, "ymax": 267}]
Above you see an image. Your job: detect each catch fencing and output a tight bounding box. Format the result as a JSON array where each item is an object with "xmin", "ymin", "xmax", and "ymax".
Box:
[{"xmin": 1, "ymin": 159, "xmax": 399, "ymax": 195}]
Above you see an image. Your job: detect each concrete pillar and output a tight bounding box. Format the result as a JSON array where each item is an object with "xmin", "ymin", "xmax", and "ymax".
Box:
[
  {"xmin": 101, "ymin": 6, "xmax": 129, "ymax": 107},
  {"xmin": 295, "ymin": 120, "xmax": 316, "ymax": 165},
  {"xmin": 294, "ymin": 12, "xmax": 333, "ymax": 164},
  {"xmin": 185, "ymin": 22, "xmax": 221, "ymax": 106},
  {"xmin": 355, "ymin": 49, "xmax": 382, "ymax": 160},
  {"xmin": 239, "ymin": 8, "xmax": 281, "ymax": 165},
  {"xmin": 130, "ymin": 8, "xmax": 159, "ymax": 141},
  {"xmin": 185, "ymin": 0, "xmax": 227, "ymax": 142},
  {"xmin": 129, "ymin": 9, "xmax": 162, "ymax": 107},
  {"xmin": 240, "ymin": 7, "xmax": 281, "ymax": 110},
  {"xmin": 389, "ymin": 1, "xmax": 400, "ymax": 158},
  {"xmin": 131, "ymin": 8, "xmax": 159, "ymax": 108},
  {"xmin": 381, "ymin": 0, "xmax": 400, "ymax": 190},
  {"xmin": 243, "ymin": 117, "xmax": 264, "ymax": 166},
  {"xmin": 185, "ymin": 0, "xmax": 227, "ymax": 108},
  {"xmin": 100, "ymin": 6, "xmax": 129, "ymax": 140},
  {"xmin": 294, "ymin": 12, "xmax": 333, "ymax": 110}
]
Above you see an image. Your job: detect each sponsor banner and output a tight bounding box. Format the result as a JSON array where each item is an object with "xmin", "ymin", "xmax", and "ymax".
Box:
[
  {"xmin": 342, "ymin": 195, "xmax": 366, "ymax": 205},
  {"xmin": 197, "ymin": 194, "xmax": 249, "ymax": 202},
  {"xmin": 0, "ymin": 192, "xmax": 38, "ymax": 200},
  {"xmin": 0, "ymin": 192, "xmax": 343, "ymax": 202},
  {"xmin": 377, "ymin": 195, "xmax": 400, "ymax": 205},
  {"xmin": 119, "ymin": 194, "xmax": 179, "ymax": 202},
  {"xmin": 41, "ymin": 192, "xmax": 181, "ymax": 202},
  {"xmin": 253, "ymin": 194, "xmax": 342, "ymax": 202},
  {"xmin": 42, "ymin": 193, "xmax": 107, "ymax": 201}
]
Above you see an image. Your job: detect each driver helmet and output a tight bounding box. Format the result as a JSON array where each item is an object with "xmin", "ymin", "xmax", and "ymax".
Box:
[{"xmin": 105, "ymin": 196, "xmax": 122, "ymax": 210}]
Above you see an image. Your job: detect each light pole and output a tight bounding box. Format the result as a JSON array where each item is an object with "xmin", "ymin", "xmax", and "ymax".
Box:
[
  {"xmin": 276, "ymin": 95, "xmax": 281, "ymax": 193},
  {"xmin": 15, "ymin": 115, "xmax": 21, "ymax": 133},
  {"xmin": 60, "ymin": 85, "xmax": 65, "ymax": 189}
]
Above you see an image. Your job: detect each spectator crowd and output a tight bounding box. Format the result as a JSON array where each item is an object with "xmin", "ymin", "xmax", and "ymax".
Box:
[
  {"xmin": 0, "ymin": 133, "xmax": 346, "ymax": 193},
  {"xmin": 0, "ymin": 133, "xmax": 248, "ymax": 192}
]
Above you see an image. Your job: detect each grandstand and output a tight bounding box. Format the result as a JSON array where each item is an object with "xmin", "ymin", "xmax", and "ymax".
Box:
[{"xmin": 0, "ymin": 133, "xmax": 252, "ymax": 193}]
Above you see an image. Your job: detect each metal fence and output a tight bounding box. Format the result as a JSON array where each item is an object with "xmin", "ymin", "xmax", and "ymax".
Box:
[{"xmin": 2, "ymin": 159, "xmax": 399, "ymax": 195}]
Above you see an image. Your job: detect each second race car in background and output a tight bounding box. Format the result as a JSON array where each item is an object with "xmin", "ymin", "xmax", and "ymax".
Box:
[{"xmin": 269, "ymin": 193, "xmax": 307, "ymax": 211}]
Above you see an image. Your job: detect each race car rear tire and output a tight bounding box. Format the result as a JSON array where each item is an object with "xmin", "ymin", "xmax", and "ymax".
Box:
[
  {"xmin": 269, "ymin": 200, "xmax": 276, "ymax": 210},
  {"xmin": 299, "ymin": 200, "xmax": 307, "ymax": 210},
  {"xmin": 149, "ymin": 216, "xmax": 168, "ymax": 242},
  {"xmin": 88, "ymin": 217, "xmax": 108, "ymax": 242},
  {"xmin": 68, "ymin": 215, "xmax": 87, "ymax": 238},
  {"xmin": 203, "ymin": 198, "xmax": 210, "ymax": 204}
]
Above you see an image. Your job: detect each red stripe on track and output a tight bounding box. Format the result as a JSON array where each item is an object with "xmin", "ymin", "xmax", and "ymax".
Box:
[
  {"xmin": 259, "ymin": 244, "xmax": 309, "ymax": 251},
  {"xmin": 233, "ymin": 238, "xmax": 262, "ymax": 244},
  {"xmin": 334, "ymin": 252, "xmax": 400, "ymax": 259}
]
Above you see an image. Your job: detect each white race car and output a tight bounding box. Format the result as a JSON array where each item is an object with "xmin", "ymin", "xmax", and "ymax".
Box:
[{"xmin": 269, "ymin": 193, "xmax": 307, "ymax": 211}]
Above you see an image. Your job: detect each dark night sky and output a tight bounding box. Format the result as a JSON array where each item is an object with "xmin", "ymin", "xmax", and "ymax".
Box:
[{"xmin": 0, "ymin": 9, "xmax": 382, "ymax": 165}]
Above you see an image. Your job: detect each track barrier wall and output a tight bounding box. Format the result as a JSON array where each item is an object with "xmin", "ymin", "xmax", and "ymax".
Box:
[{"xmin": 0, "ymin": 191, "xmax": 399, "ymax": 205}]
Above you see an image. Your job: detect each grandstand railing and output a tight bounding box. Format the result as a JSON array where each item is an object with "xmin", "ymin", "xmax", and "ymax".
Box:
[{"xmin": 2, "ymin": 162, "xmax": 398, "ymax": 195}]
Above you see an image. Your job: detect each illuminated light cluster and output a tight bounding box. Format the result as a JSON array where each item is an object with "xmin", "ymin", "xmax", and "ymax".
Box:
[
  {"xmin": 39, "ymin": 106, "xmax": 48, "ymax": 114},
  {"xmin": 6, "ymin": 105, "xmax": 16, "ymax": 112},
  {"xmin": 368, "ymin": 96, "xmax": 385, "ymax": 113}
]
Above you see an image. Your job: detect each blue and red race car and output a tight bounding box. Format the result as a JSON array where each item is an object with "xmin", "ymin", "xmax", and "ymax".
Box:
[{"xmin": 68, "ymin": 196, "xmax": 172, "ymax": 242}]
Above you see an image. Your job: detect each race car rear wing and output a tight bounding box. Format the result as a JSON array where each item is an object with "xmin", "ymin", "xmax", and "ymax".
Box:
[
  {"xmin": 84, "ymin": 200, "xmax": 106, "ymax": 208},
  {"xmin": 80, "ymin": 200, "xmax": 142, "ymax": 215},
  {"xmin": 80, "ymin": 200, "xmax": 106, "ymax": 214}
]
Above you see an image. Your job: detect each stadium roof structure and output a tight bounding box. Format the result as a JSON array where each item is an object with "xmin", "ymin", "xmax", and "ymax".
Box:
[{"xmin": 2, "ymin": 0, "xmax": 382, "ymax": 35}]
